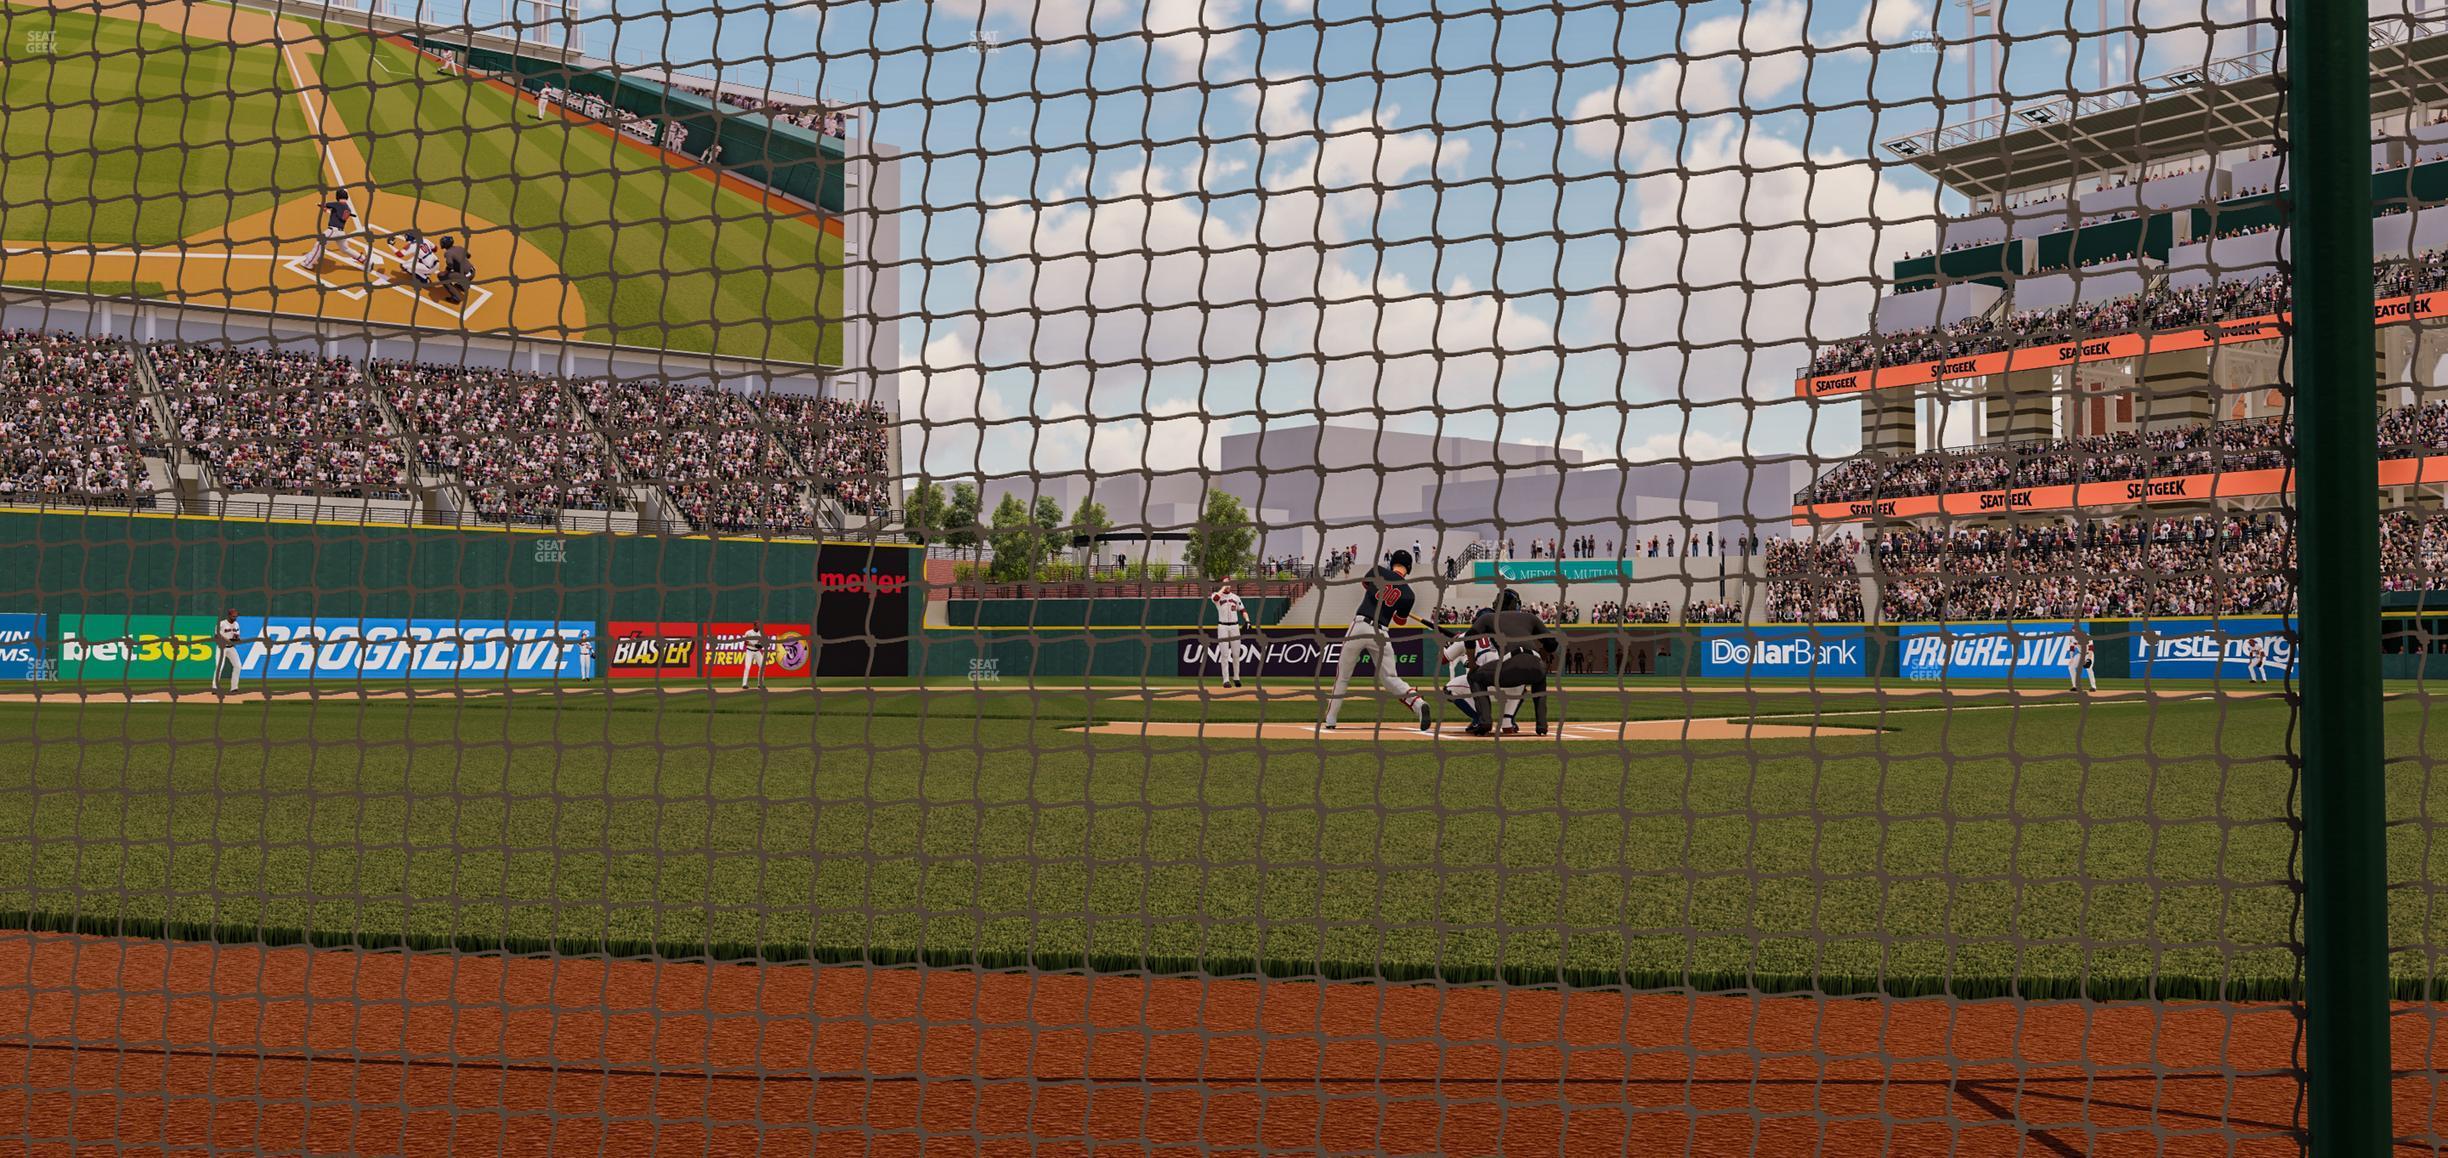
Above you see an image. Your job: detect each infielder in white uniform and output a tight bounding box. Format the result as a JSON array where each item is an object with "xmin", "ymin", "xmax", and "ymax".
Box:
[
  {"xmin": 1210, "ymin": 580, "xmax": 1249, "ymax": 688},
  {"xmin": 1321, "ymin": 550, "xmax": 1431, "ymax": 731},
  {"xmin": 211, "ymin": 609, "xmax": 243, "ymax": 694},
  {"xmin": 740, "ymin": 624, "xmax": 769, "ymax": 689},
  {"xmin": 2068, "ymin": 634, "xmax": 2098, "ymax": 692}
]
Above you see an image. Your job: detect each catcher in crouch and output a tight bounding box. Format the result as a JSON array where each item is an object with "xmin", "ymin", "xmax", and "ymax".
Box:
[
  {"xmin": 1320, "ymin": 550, "xmax": 1433, "ymax": 731},
  {"xmin": 1437, "ymin": 589, "xmax": 1558, "ymax": 736}
]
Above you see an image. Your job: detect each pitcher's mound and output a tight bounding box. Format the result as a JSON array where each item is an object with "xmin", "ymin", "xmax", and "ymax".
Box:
[{"xmin": 1079, "ymin": 718, "xmax": 1878, "ymax": 742}]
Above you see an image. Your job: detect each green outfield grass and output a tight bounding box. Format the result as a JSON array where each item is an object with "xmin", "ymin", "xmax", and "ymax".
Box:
[
  {"xmin": 0, "ymin": 1, "xmax": 319, "ymax": 245},
  {"xmin": 0, "ymin": 685, "xmax": 2416, "ymax": 1000}
]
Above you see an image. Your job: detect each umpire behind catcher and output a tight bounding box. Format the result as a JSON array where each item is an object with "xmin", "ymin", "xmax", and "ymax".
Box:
[{"xmin": 1465, "ymin": 589, "xmax": 1559, "ymax": 736}]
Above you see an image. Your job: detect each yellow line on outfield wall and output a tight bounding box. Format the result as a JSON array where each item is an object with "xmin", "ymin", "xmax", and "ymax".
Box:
[{"xmin": 0, "ymin": 504, "xmax": 921, "ymax": 552}]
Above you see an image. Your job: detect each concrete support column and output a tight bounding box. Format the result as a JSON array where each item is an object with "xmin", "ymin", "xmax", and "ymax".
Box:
[
  {"xmin": 1986, "ymin": 368, "xmax": 2054, "ymax": 442},
  {"xmin": 1859, "ymin": 386, "xmax": 1916, "ymax": 457},
  {"xmin": 2137, "ymin": 351, "xmax": 2216, "ymax": 429}
]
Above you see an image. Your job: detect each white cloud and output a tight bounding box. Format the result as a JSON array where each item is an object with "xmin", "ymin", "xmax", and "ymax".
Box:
[
  {"xmin": 1606, "ymin": 123, "xmax": 1939, "ymax": 404},
  {"xmin": 1145, "ymin": 0, "xmax": 1251, "ymax": 76},
  {"xmin": 1565, "ymin": 1, "xmax": 1812, "ymax": 168}
]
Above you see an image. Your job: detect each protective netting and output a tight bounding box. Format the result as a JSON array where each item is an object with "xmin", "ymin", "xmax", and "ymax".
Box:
[{"xmin": 0, "ymin": 0, "xmax": 2420, "ymax": 1149}]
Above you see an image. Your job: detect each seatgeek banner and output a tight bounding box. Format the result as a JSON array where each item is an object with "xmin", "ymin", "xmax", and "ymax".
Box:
[
  {"xmin": 2130, "ymin": 617, "xmax": 2297, "ymax": 679},
  {"xmin": 1794, "ymin": 457, "xmax": 2448, "ymax": 524},
  {"xmin": 1792, "ymin": 289, "xmax": 2448, "ymax": 398},
  {"xmin": 1697, "ymin": 626, "xmax": 1866, "ymax": 678},
  {"xmin": 234, "ymin": 617, "xmax": 593, "ymax": 680},
  {"xmin": 1898, "ymin": 621, "xmax": 2084, "ymax": 681}
]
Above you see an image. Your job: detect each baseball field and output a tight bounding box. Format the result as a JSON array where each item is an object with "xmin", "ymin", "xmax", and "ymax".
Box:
[
  {"xmin": 0, "ymin": 679, "xmax": 2381, "ymax": 999},
  {"xmin": 0, "ymin": 0, "xmax": 845, "ymax": 364}
]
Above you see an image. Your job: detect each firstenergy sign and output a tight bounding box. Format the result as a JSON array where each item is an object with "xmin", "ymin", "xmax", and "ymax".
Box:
[{"xmin": 1792, "ymin": 290, "xmax": 2448, "ymax": 398}]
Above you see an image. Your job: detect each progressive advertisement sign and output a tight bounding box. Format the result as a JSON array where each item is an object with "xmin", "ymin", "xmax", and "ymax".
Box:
[
  {"xmin": 1794, "ymin": 457, "xmax": 2448, "ymax": 524},
  {"xmin": 54, "ymin": 614, "xmax": 218, "ymax": 681},
  {"xmin": 1898, "ymin": 621, "xmax": 2083, "ymax": 681},
  {"xmin": 233, "ymin": 618, "xmax": 593, "ymax": 680},
  {"xmin": 2130, "ymin": 617, "xmax": 2297, "ymax": 679},
  {"xmin": 1176, "ymin": 626, "xmax": 1431, "ymax": 679},
  {"xmin": 1698, "ymin": 626, "xmax": 1866, "ymax": 679},
  {"xmin": 1793, "ymin": 289, "xmax": 2448, "ymax": 398}
]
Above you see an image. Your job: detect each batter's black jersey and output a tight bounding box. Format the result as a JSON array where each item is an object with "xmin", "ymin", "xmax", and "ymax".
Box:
[
  {"xmin": 1351, "ymin": 566, "xmax": 1417, "ymax": 628},
  {"xmin": 1470, "ymin": 609, "xmax": 1559, "ymax": 661}
]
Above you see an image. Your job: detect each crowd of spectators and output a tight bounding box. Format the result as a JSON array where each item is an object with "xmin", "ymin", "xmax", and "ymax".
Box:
[
  {"xmin": 758, "ymin": 394, "xmax": 893, "ymax": 514},
  {"xmin": 148, "ymin": 344, "xmax": 407, "ymax": 497},
  {"xmin": 2384, "ymin": 511, "xmax": 2448, "ymax": 592},
  {"xmin": 671, "ymin": 82, "xmax": 850, "ymax": 136},
  {"xmin": 0, "ymin": 331, "xmax": 155, "ymax": 504},
  {"xmin": 372, "ymin": 361, "xmax": 613, "ymax": 523},
  {"xmin": 1797, "ymin": 397, "xmax": 2448, "ymax": 508},
  {"xmin": 1764, "ymin": 536, "xmax": 1866, "ymax": 623},
  {"xmin": 1871, "ymin": 517, "xmax": 2292, "ymax": 620},
  {"xmin": 1796, "ymin": 414, "xmax": 2297, "ymax": 506},
  {"xmin": 1805, "ymin": 240, "xmax": 2448, "ymax": 381},
  {"xmin": 579, "ymin": 380, "xmax": 811, "ymax": 535}
]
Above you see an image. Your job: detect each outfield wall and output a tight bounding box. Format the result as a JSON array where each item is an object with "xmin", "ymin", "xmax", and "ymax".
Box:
[
  {"xmin": 0, "ymin": 509, "xmax": 917, "ymax": 680},
  {"xmin": 913, "ymin": 617, "xmax": 2337, "ymax": 683}
]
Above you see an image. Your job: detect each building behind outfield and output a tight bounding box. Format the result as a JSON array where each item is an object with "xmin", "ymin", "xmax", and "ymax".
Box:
[{"xmin": 979, "ymin": 423, "xmax": 1812, "ymax": 568}]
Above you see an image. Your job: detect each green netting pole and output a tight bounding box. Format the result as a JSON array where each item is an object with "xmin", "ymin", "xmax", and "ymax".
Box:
[{"xmin": 2288, "ymin": 1, "xmax": 2389, "ymax": 1153}]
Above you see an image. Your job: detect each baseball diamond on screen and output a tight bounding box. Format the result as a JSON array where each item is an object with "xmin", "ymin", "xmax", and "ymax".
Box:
[{"xmin": 0, "ymin": 0, "xmax": 2431, "ymax": 1150}]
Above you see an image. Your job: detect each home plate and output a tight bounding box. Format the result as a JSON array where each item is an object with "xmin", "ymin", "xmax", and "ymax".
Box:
[{"xmin": 1076, "ymin": 718, "xmax": 1879, "ymax": 741}]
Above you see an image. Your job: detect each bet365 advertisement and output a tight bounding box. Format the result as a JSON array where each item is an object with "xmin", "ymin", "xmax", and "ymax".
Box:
[{"xmin": 54, "ymin": 614, "xmax": 219, "ymax": 680}]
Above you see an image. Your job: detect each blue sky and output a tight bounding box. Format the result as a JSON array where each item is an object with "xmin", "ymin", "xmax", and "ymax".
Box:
[{"xmin": 528, "ymin": 0, "xmax": 2284, "ymax": 485}]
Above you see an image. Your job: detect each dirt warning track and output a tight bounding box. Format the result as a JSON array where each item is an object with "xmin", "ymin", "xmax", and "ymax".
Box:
[{"xmin": 0, "ymin": 933, "xmax": 2413, "ymax": 1155}]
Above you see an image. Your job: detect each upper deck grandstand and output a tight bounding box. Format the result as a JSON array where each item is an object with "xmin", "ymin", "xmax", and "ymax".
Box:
[{"xmin": 1791, "ymin": 12, "xmax": 2448, "ymax": 512}]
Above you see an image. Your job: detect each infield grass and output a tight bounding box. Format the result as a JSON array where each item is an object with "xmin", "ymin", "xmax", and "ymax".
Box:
[{"xmin": 0, "ymin": 684, "xmax": 2411, "ymax": 998}]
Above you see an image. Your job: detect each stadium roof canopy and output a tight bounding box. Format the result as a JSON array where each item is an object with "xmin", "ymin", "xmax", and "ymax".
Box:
[{"xmin": 1882, "ymin": 15, "xmax": 2448, "ymax": 201}]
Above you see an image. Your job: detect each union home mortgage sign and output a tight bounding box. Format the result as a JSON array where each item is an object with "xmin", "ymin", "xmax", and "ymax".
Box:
[
  {"xmin": 1794, "ymin": 456, "xmax": 2448, "ymax": 524},
  {"xmin": 1792, "ymin": 289, "xmax": 2448, "ymax": 398}
]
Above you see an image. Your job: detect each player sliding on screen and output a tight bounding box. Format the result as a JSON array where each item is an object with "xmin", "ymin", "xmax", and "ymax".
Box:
[{"xmin": 1320, "ymin": 550, "xmax": 1431, "ymax": 732}]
